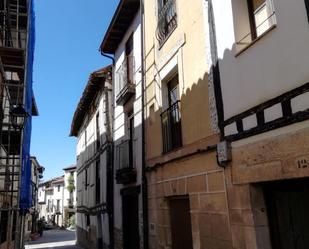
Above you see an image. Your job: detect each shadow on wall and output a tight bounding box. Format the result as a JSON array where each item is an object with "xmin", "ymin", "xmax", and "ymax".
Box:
[
  {"xmin": 146, "ymin": 68, "xmax": 215, "ymax": 160},
  {"xmin": 75, "ymin": 129, "xmax": 112, "ymax": 249}
]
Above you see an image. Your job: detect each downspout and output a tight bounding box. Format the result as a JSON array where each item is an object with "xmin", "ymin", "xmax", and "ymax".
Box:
[
  {"xmin": 140, "ymin": 1, "xmax": 149, "ymax": 249},
  {"xmin": 100, "ymin": 53, "xmax": 115, "ymax": 249}
]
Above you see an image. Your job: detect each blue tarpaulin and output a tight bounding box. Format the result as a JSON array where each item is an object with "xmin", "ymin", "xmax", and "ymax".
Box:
[{"xmin": 19, "ymin": 0, "xmax": 35, "ymax": 213}]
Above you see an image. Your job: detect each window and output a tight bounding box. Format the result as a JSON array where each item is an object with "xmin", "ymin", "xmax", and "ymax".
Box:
[
  {"xmin": 156, "ymin": 0, "xmax": 177, "ymax": 46},
  {"xmin": 234, "ymin": 0, "xmax": 276, "ymax": 51},
  {"xmin": 128, "ymin": 111, "xmax": 134, "ymax": 169},
  {"xmin": 57, "ymin": 185, "xmax": 60, "ymax": 192},
  {"xmin": 56, "ymin": 200, "xmax": 60, "ymax": 212},
  {"xmin": 96, "ymin": 113, "xmax": 100, "ymax": 150},
  {"xmin": 85, "ymin": 169, "xmax": 88, "ymax": 190},
  {"xmin": 96, "ymin": 160, "xmax": 100, "ymax": 204},
  {"xmin": 161, "ymin": 74, "xmax": 182, "ymax": 153},
  {"xmin": 115, "ymin": 34, "xmax": 135, "ymax": 105},
  {"xmin": 247, "ymin": 0, "xmax": 275, "ymax": 39},
  {"xmin": 125, "ymin": 34, "xmax": 134, "ymax": 85}
]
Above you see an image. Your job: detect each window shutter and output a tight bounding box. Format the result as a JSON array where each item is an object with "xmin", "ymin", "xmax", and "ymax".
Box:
[{"xmin": 305, "ymin": 0, "xmax": 309, "ymax": 22}]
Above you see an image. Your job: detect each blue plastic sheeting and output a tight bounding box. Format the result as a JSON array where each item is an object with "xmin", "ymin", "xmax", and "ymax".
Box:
[{"xmin": 19, "ymin": 0, "xmax": 35, "ymax": 213}]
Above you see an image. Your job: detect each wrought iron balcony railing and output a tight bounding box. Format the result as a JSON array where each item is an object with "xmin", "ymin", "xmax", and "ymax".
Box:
[
  {"xmin": 115, "ymin": 56, "xmax": 135, "ymax": 105},
  {"xmin": 115, "ymin": 139, "xmax": 136, "ymax": 184},
  {"xmin": 156, "ymin": 0, "xmax": 177, "ymax": 46},
  {"xmin": 161, "ymin": 100, "xmax": 182, "ymax": 154},
  {"xmin": 116, "ymin": 139, "xmax": 132, "ymax": 171}
]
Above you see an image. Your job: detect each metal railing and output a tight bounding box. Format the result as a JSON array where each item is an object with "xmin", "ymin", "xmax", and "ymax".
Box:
[
  {"xmin": 161, "ymin": 101, "xmax": 182, "ymax": 154},
  {"xmin": 236, "ymin": 11, "xmax": 276, "ymax": 46},
  {"xmin": 115, "ymin": 55, "xmax": 135, "ymax": 98},
  {"xmin": 116, "ymin": 139, "xmax": 133, "ymax": 171},
  {"xmin": 156, "ymin": 0, "xmax": 177, "ymax": 46}
]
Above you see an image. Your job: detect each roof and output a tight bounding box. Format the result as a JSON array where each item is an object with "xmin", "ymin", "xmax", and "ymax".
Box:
[
  {"xmin": 63, "ymin": 165, "xmax": 77, "ymax": 171},
  {"xmin": 70, "ymin": 65, "xmax": 112, "ymax": 137},
  {"xmin": 100, "ymin": 0, "xmax": 140, "ymax": 54}
]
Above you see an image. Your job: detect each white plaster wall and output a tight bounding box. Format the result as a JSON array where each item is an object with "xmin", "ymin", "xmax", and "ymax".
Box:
[
  {"xmin": 75, "ymin": 86, "xmax": 112, "ymax": 247},
  {"xmin": 64, "ymin": 170, "xmax": 77, "ymax": 207},
  {"xmin": 113, "ymin": 10, "xmax": 143, "ymax": 231},
  {"xmin": 212, "ymin": 0, "xmax": 309, "ymax": 120}
]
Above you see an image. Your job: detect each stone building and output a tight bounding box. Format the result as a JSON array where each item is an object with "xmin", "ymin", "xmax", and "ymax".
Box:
[
  {"xmin": 100, "ymin": 0, "xmax": 146, "ymax": 248},
  {"xmin": 143, "ymin": 0, "xmax": 227, "ymax": 248},
  {"xmin": 70, "ymin": 66, "xmax": 113, "ymax": 249},
  {"xmin": 208, "ymin": 0, "xmax": 309, "ymax": 248}
]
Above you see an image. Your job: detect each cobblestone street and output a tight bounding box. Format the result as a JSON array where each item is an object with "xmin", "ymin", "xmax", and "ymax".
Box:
[{"xmin": 25, "ymin": 230, "xmax": 80, "ymax": 249}]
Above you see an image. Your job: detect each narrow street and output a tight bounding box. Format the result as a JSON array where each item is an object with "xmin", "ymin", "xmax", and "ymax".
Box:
[{"xmin": 25, "ymin": 230, "xmax": 79, "ymax": 249}]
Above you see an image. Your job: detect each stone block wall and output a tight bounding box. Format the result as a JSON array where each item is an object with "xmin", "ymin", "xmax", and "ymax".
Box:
[{"xmin": 148, "ymin": 152, "xmax": 233, "ymax": 249}]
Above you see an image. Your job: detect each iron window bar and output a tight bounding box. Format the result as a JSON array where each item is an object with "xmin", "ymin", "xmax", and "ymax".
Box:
[
  {"xmin": 156, "ymin": 0, "xmax": 177, "ymax": 46},
  {"xmin": 160, "ymin": 100, "xmax": 182, "ymax": 154},
  {"xmin": 116, "ymin": 139, "xmax": 133, "ymax": 171},
  {"xmin": 115, "ymin": 55, "xmax": 135, "ymax": 98}
]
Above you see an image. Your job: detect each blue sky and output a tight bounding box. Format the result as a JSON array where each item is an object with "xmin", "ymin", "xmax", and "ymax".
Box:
[{"xmin": 31, "ymin": 0, "xmax": 118, "ymax": 180}]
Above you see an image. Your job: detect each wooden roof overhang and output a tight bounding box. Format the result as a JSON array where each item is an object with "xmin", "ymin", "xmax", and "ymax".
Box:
[
  {"xmin": 100, "ymin": 0, "xmax": 140, "ymax": 54},
  {"xmin": 70, "ymin": 65, "xmax": 112, "ymax": 137}
]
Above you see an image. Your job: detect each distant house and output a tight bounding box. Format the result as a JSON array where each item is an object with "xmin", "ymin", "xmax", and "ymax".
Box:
[
  {"xmin": 63, "ymin": 165, "xmax": 77, "ymax": 227},
  {"xmin": 38, "ymin": 175, "xmax": 65, "ymax": 227}
]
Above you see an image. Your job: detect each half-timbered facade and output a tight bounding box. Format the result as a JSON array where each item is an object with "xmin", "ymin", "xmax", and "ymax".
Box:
[{"xmin": 209, "ymin": 0, "xmax": 309, "ymax": 248}]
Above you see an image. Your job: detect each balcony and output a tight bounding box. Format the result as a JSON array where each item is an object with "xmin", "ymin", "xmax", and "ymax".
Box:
[
  {"xmin": 161, "ymin": 101, "xmax": 182, "ymax": 154},
  {"xmin": 115, "ymin": 56, "xmax": 135, "ymax": 106},
  {"xmin": 67, "ymin": 199, "xmax": 74, "ymax": 209},
  {"xmin": 115, "ymin": 139, "xmax": 136, "ymax": 184},
  {"xmin": 156, "ymin": 0, "xmax": 177, "ymax": 47}
]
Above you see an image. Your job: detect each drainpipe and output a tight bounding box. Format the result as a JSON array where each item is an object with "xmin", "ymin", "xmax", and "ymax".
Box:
[
  {"xmin": 140, "ymin": 1, "xmax": 149, "ymax": 249},
  {"xmin": 100, "ymin": 52, "xmax": 115, "ymax": 249}
]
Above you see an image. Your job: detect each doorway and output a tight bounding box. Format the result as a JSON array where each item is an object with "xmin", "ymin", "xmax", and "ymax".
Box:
[
  {"xmin": 169, "ymin": 196, "xmax": 193, "ymax": 249},
  {"xmin": 265, "ymin": 178, "xmax": 309, "ymax": 249},
  {"xmin": 121, "ymin": 186, "xmax": 140, "ymax": 249}
]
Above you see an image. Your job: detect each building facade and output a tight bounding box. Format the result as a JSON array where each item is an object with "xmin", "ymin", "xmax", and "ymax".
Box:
[
  {"xmin": 100, "ymin": 1, "xmax": 145, "ymax": 249},
  {"xmin": 70, "ymin": 67, "xmax": 113, "ymax": 249},
  {"xmin": 38, "ymin": 176, "xmax": 65, "ymax": 227},
  {"xmin": 24, "ymin": 157, "xmax": 44, "ymax": 241},
  {"xmin": 143, "ymin": 0, "xmax": 229, "ymax": 248},
  {"xmin": 209, "ymin": 0, "xmax": 309, "ymax": 248},
  {"xmin": 0, "ymin": 0, "xmax": 37, "ymax": 248},
  {"xmin": 63, "ymin": 165, "xmax": 77, "ymax": 228}
]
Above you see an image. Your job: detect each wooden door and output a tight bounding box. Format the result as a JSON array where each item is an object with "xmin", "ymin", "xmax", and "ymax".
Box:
[
  {"xmin": 265, "ymin": 179, "xmax": 309, "ymax": 249},
  {"xmin": 169, "ymin": 197, "xmax": 193, "ymax": 249},
  {"xmin": 122, "ymin": 191, "xmax": 140, "ymax": 249}
]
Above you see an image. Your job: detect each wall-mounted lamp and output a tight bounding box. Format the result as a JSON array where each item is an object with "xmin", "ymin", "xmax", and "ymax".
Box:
[{"xmin": 10, "ymin": 104, "xmax": 29, "ymax": 130}]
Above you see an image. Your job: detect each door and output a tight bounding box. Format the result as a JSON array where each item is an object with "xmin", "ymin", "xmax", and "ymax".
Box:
[
  {"xmin": 169, "ymin": 197, "xmax": 193, "ymax": 249},
  {"xmin": 122, "ymin": 188, "xmax": 140, "ymax": 249},
  {"xmin": 265, "ymin": 179, "xmax": 309, "ymax": 249}
]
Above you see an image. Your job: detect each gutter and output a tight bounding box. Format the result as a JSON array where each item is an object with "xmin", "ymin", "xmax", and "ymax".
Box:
[
  {"xmin": 140, "ymin": 1, "xmax": 149, "ymax": 249},
  {"xmin": 100, "ymin": 52, "xmax": 115, "ymax": 249}
]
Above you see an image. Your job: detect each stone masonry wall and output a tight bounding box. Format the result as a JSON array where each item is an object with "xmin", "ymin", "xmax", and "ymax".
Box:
[{"xmin": 148, "ymin": 151, "xmax": 233, "ymax": 249}]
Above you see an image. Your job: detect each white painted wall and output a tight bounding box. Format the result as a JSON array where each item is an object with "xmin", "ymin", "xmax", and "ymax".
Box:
[
  {"xmin": 211, "ymin": 0, "xmax": 309, "ymax": 122},
  {"xmin": 63, "ymin": 169, "xmax": 77, "ymax": 207},
  {"xmin": 75, "ymin": 82, "xmax": 112, "ymax": 246},
  {"xmin": 113, "ymin": 10, "xmax": 143, "ymax": 232}
]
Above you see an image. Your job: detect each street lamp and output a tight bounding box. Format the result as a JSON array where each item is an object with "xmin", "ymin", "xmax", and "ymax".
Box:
[{"xmin": 10, "ymin": 104, "xmax": 29, "ymax": 130}]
